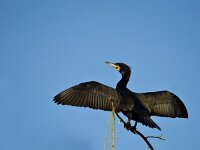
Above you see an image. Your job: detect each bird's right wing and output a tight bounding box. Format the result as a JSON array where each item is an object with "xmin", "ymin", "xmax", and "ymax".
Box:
[
  {"xmin": 54, "ymin": 81, "xmax": 120, "ymax": 111},
  {"xmin": 136, "ymin": 91, "xmax": 188, "ymax": 118}
]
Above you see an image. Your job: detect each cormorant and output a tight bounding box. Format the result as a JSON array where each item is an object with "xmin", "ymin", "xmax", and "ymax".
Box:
[{"xmin": 54, "ymin": 62, "xmax": 188, "ymax": 130}]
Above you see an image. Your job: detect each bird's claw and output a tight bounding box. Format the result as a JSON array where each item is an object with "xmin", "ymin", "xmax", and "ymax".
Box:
[
  {"xmin": 124, "ymin": 122, "xmax": 137, "ymax": 134},
  {"xmin": 124, "ymin": 122, "xmax": 131, "ymax": 131},
  {"xmin": 131, "ymin": 125, "xmax": 137, "ymax": 131}
]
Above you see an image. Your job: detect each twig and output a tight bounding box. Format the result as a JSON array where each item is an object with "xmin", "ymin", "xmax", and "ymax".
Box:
[
  {"xmin": 146, "ymin": 135, "xmax": 165, "ymax": 141},
  {"xmin": 115, "ymin": 113, "xmax": 165, "ymax": 150}
]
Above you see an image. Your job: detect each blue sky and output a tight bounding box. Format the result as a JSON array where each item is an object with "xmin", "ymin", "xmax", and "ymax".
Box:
[{"xmin": 1, "ymin": 0, "xmax": 200, "ymax": 149}]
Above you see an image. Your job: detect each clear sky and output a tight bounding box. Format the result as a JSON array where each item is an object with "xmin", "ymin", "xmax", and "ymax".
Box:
[{"xmin": 1, "ymin": 0, "xmax": 200, "ymax": 150}]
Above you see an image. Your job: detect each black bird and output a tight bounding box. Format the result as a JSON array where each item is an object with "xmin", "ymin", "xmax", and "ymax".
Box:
[{"xmin": 54, "ymin": 62, "xmax": 188, "ymax": 130}]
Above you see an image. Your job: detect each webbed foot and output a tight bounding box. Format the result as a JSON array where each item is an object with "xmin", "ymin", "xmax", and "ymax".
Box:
[{"xmin": 124, "ymin": 121, "xmax": 131, "ymax": 131}]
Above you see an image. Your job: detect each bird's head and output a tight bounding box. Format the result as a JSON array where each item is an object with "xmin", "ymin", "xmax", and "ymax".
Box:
[{"xmin": 105, "ymin": 61, "xmax": 131, "ymax": 76}]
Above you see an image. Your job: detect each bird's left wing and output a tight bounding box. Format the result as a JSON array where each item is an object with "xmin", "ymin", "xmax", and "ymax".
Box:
[
  {"xmin": 54, "ymin": 81, "xmax": 120, "ymax": 111},
  {"xmin": 135, "ymin": 91, "xmax": 188, "ymax": 118}
]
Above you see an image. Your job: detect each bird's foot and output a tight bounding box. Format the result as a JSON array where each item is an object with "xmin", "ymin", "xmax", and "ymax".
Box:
[
  {"xmin": 124, "ymin": 122, "xmax": 131, "ymax": 131},
  {"xmin": 131, "ymin": 124, "xmax": 137, "ymax": 131}
]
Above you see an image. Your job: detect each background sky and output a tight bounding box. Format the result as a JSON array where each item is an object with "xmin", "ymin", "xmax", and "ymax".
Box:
[{"xmin": 1, "ymin": 0, "xmax": 200, "ymax": 150}]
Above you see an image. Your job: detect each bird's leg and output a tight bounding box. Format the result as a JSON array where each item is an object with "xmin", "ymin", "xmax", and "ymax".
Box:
[
  {"xmin": 124, "ymin": 118, "xmax": 131, "ymax": 130},
  {"xmin": 124, "ymin": 112, "xmax": 132, "ymax": 131},
  {"xmin": 132, "ymin": 121, "xmax": 138, "ymax": 130}
]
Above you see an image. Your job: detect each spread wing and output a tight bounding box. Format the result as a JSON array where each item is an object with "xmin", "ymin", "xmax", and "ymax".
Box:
[
  {"xmin": 136, "ymin": 91, "xmax": 188, "ymax": 118},
  {"xmin": 54, "ymin": 81, "xmax": 120, "ymax": 111}
]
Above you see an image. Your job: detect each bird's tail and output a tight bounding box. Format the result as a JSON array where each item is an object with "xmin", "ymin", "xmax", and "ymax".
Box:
[{"xmin": 138, "ymin": 115, "xmax": 161, "ymax": 130}]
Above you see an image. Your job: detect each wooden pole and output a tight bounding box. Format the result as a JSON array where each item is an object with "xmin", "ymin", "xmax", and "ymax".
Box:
[{"xmin": 111, "ymin": 102, "xmax": 115, "ymax": 150}]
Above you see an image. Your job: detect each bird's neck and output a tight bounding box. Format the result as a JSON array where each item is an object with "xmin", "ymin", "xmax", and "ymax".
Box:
[{"xmin": 116, "ymin": 73, "xmax": 130, "ymax": 90}]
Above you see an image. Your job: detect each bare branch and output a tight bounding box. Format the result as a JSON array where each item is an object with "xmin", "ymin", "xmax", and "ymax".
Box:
[
  {"xmin": 115, "ymin": 113, "xmax": 165, "ymax": 150},
  {"xmin": 146, "ymin": 135, "xmax": 165, "ymax": 141}
]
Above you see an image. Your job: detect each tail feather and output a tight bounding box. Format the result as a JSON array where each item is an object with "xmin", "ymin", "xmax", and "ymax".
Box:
[{"xmin": 138, "ymin": 115, "xmax": 161, "ymax": 130}]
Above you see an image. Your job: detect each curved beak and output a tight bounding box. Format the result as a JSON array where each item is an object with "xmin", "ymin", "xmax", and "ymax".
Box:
[{"xmin": 105, "ymin": 61, "xmax": 120, "ymax": 71}]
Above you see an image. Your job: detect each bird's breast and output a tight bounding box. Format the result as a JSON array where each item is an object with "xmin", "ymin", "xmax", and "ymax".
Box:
[{"xmin": 117, "ymin": 90, "xmax": 134, "ymax": 111}]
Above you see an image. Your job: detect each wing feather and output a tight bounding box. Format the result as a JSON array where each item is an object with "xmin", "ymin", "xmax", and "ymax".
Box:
[
  {"xmin": 54, "ymin": 81, "xmax": 120, "ymax": 111},
  {"xmin": 136, "ymin": 91, "xmax": 188, "ymax": 118}
]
